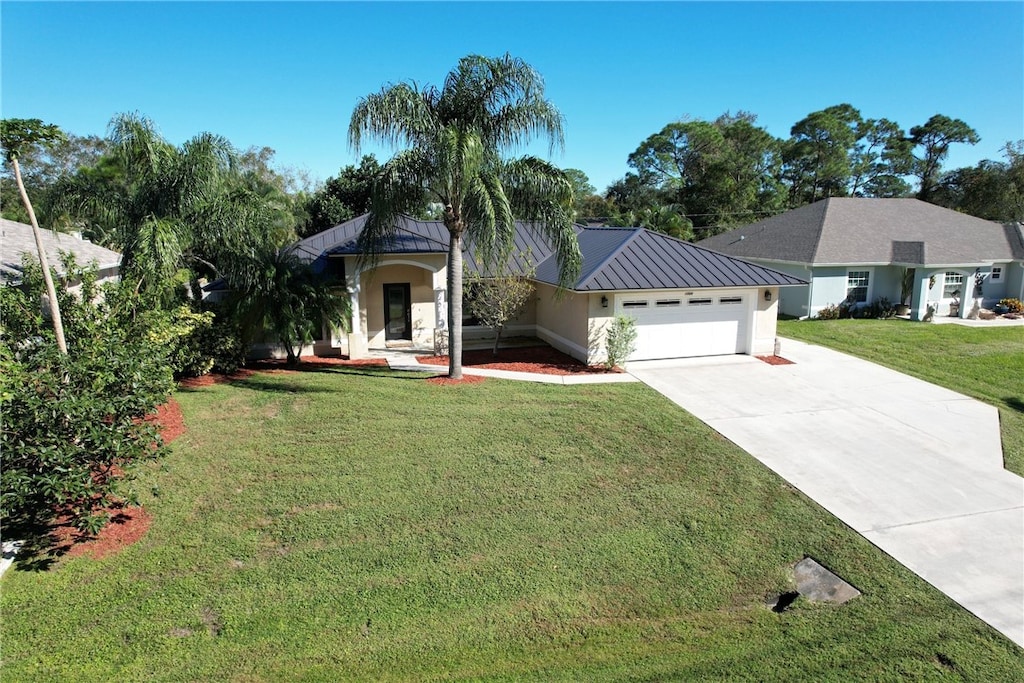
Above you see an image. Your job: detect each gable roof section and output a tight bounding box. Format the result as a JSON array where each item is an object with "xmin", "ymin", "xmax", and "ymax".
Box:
[
  {"xmin": 534, "ymin": 227, "xmax": 806, "ymax": 291},
  {"xmin": 1, "ymin": 218, "xmax": 121, "ymax": 283},
  {"xmin": 696, "ymin": 198, "xmax": 1020, "ymax": 266}
]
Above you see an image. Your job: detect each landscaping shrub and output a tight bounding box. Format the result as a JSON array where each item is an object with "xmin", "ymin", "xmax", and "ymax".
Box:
[
  {"xmin": 0, "ymin": 261, "xmax": 174, "ymax": 534},
  {"xmin": 816, "ymin": 303, "xmax": 842, "ymax": 320},
  {"xmin": 999, "ymin": 298, "xmax": 1023, "ymax": 314},
  {"xmin": 604, "ymin": 315, "xmax": 638, "ymax": 369}
]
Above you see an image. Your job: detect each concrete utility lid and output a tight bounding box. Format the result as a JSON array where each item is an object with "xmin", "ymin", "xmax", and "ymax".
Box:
[{"xmin": 794, "ymin": 557, "xmax": 861, "ymax": 604}]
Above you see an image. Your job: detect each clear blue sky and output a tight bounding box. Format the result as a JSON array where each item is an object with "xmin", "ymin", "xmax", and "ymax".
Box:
[{"xmin": 2, "ymin": 1, "xmax": 1022, "ymax": 193}]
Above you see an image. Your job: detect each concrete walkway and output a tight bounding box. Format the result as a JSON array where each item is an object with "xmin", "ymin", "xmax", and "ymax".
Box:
[{"xmin": 629, "ymin": 340, "xmax": 1024, "ymax": 647}]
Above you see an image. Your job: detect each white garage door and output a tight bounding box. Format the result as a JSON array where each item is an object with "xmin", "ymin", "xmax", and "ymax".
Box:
[{"xmin": 617, "ymin": 292, "xmax": 750, "ymax": 360}]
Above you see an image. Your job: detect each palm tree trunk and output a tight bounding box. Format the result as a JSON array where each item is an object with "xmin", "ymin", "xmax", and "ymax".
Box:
[
  {"xmin": 12, "ymin": 157, "xmax": 68, "ymax": 354},
  {"xmin": 447, "ymin": 232, "xmax": 463, "ymax": 380}
]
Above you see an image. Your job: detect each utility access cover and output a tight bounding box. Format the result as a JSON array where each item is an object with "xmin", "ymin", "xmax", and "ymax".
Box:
[{"xmin": 794, "ymin": 557, "xmax": 861, "ymax": 604}]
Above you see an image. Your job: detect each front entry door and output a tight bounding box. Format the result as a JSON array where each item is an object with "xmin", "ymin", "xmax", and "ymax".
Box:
[{"xmin": 384, "ymin": 283, "xmax": 412, "ymax": 341}]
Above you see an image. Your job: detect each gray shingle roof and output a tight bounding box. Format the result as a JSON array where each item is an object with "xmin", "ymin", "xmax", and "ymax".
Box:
[
  {"xmin": 696, "ymin": 198, "xmax": 1021, "ymax": 266},
  {"xmin": 1, "ymin": 218, "xmax": 121, "ymax": 283}
]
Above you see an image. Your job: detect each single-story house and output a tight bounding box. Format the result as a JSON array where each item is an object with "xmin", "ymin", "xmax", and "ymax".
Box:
[
  {"xmin": 696, "ymin": 198, "xmax": 1024, "ymax": 320},
  {"xmin": 1, "ymin": 217, "xmax": 122, "ymax": 286},
  {"xmin": 284, "ymin": 214, "xmax": 805, "ymax": 364}
]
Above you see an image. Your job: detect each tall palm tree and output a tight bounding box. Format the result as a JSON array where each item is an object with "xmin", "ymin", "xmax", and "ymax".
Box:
[
  {"xmin": 50, "ymin": 113, "xmax": 290, "ymax": 304},
  {"xmin": 226, "ymin": 246, "xmax": 351, "ymax": 367},
  {"xmin": 349, "ymin": 54, "xmax": 582, "ymax": 379}
]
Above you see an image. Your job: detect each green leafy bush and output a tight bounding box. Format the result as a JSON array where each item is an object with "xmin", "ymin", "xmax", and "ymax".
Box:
[
  {"xmin": 604, "ymin": 315, "xmax": 638, "ymax": 369},
  {"xmin": 1, "ymin": 260, "xmax": 174, "ymax": 534}
]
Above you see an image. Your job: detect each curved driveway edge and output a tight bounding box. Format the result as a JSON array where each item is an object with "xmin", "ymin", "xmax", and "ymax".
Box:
[{"xmin": 629, "ymin": 340, "xmax": 1024, "ymax": 647}]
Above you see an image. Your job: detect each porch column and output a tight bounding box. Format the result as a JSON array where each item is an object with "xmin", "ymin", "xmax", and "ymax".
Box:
[
  {"xmin": 349, "ymin": 276, "xmax": 361, "ymax": 335},
  {"xmin": 909, "ymin": 270, "xmax": 932, "ymax": 321},
  {"xmin": 959, "ymin": 270, "xmax": 978, "ymax": 319}
]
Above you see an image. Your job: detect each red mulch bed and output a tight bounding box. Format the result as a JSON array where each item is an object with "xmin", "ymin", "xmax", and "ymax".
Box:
[
  {"xmin": 50, "ymin": 394, "xmax": 189, "ymax": 560},
  {"xmin": 418, "ymin": 346, "xmax": 616, "ymax": 376},
  {"xmin": 53, "ymin": 505, "xmax": 153, "ymax": 560},
  {"xmin": 756, "ymin": 355, "xmax": 795, "ymax": 366}
]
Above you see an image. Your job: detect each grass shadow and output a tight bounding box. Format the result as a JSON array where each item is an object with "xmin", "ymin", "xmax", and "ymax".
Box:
[{"xmin": 1004, "ymin": 397, "xmax": 1024, "ymax": 414}]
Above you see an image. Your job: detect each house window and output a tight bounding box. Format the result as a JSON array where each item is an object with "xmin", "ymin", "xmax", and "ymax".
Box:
[
  {"xmin": 655, "ymin": 299, "xmax": 681, "ymax": 307},
  {"xmin": 622, "ymin": 300, "xmax": 648, "ymax": 309},
  {"xmin": 846, "ymin": 271, "xmax": 870, "ymax": 303},
  {"xmin": 688, "ymin": 298, "xmax": 713, "ymax": 306},
  {"xmin": 992, "ymin": 267, "xmax": 1002, "ymax": 281},
  {"xmin": 719, "ymin": 296, "xmax": 743, "ymax": 304},
  {"xmin": 943, "ymin": 272, "xmax": 963, "ymax": 298}
]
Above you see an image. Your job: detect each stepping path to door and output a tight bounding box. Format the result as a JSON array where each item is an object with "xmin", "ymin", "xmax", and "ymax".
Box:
[{"xmin": 629, "ymin": 340, "xmax": 1024, "ymax": 647}]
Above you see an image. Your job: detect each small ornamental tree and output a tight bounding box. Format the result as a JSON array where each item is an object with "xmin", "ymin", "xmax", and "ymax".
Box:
[
  {"xmin": 464, "ymin": 266, "xmax": 535, "ymax": 355},
  {"xmin": 604, "ymin": 315, "xmax": 638, "ymax": 369},
  {"xmin": 1, "ymin": 259, "xmax": 175, "ymax": 534}
]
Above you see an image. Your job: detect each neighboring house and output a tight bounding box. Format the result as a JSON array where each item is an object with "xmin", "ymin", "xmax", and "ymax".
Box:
[
  {"xmin": 1, "ymin": 218, "xmax": 122, "ymax": 287},
  {"xmin": 281, "ymin": 214, "xmax": 804, "ymax": 364},
  {"xmin": 697, "ymin": 198, "xmax": 1024, "ymax": 320}
]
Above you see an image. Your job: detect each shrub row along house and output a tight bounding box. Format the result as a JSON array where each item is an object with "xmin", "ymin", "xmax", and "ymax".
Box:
[
  {"xmin": 697, "ymin": 198, "xmax": 1024, "ymax": 320},
  {"xmin": 256, "ymin": 214, "xmax": 805, "ymax": 364}
]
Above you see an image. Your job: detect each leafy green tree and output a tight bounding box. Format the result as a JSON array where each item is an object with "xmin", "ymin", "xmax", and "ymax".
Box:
[
  {"xmin": 562, "ymin": 167, "xmax": 602, "ymax": 219},
  {"xmin": 464, "ymin": 265, "xmax": 535, "ymax": 355},
  {"xmin": 349, "ymin": 54, "xmax": 582, "ymax": 379},
  {"xmin": 0, "ymin": 118, "xmax": 69, "ymax": 354},
  {"xmin": 1, "ymin": 259, "xmax": 174, "ymax": 534},
  {"xmin": 226, "ymin": 247, "xmax": 351, "ymax": 367},
  {"xmin": 627, "ymin": 113, "xmax": 785, "ymax": 233},
  {"xmin": 909, "ymin": 114, "xmax": 980, "ymax": 202},
  {"xmin": 932, "ymin": 141, "xmax": 1024, "ymax": 222},
  {"xmin": 300, "ymin": 155, "xmax": 386, "ymax": 237},
  {"xmin": 782, "ymin": 104, "xmax": 862, "ymax": 204},
  {"xmin": 0, "ymin": 130, "xmax": 107, "ymax": 223},
  {"xmin": 848, "ymin": 118, "xmax": 913, "ymax": 197}
]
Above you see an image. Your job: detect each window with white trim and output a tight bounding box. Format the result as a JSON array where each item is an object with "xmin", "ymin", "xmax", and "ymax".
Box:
[
  {"xmin": 719, "ymin": 296, "xmax": 743, "ymax": 304},
  {"xmin": 688, "ymin": 298, "xmax": 713, "ymax": 306},
  {"xmin": 622, "ymin": 300, "xmax": 648, "ymax": 309},
  {"xmin": 655, "ymin": 299, "xmax": 681, "ymax": 307},
  {"xmin": 943, "ymin": 272, "xmax": 963, "ymax": 298},
  {"xmin": 991, "ymin": 267, "xmax": 1002, "ymax": 281},
  {"xmin": 846, "ymin": 271, "xmax": 870, "ymax": 303}
]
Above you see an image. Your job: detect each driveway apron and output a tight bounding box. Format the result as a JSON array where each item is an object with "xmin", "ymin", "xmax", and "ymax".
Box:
[{"xmin": 629, "ymin": 339, "xmax": 1024, "ymax": 647}]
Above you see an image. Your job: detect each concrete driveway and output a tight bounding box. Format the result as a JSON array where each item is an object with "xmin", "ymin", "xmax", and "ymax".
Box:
[{"xmin": 629, "ymin": 339, "xmax": 1024, "ymax": 647}]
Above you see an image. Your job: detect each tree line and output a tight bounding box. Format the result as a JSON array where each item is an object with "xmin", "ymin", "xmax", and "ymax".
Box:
[{"xmin": 569, "ymin": 105, "xmax": 1022, "ymax": 238}]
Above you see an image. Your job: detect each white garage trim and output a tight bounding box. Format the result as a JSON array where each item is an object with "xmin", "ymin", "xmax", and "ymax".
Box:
[{"xmin": 614, "ymin": 289, "xmax": 755, "ymax": 360}]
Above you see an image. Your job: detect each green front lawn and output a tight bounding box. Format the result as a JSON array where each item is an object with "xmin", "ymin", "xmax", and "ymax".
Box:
[
  {"xmin": 779, "ymin": 319, "xmax": 1024, "ymax": 477},
  {"xmin": 3, "ymin": 368, "xmax": 1022, "ymax": 680}
]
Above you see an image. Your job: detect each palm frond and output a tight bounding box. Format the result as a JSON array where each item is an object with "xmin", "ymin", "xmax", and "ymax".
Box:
[
  {"xmin": 349, "ymin": 82, "xmax": 439, "ymax": 152},
  {"xmin": 502, "ymin": 157, "xmax": 581, "ymax": 289}
]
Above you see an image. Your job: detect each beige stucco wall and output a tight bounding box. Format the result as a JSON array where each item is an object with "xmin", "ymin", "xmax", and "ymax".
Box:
[
  {"xmin": 361, "ymin": 262, "xmax": 441, "ymax": 348},
  {"xmin": 535, "ymin": 283, "xmax": 603, "ymax": 363},
  {"xmin": 751, "ymin": 287, "xmax": 780, "ymax": 355}
]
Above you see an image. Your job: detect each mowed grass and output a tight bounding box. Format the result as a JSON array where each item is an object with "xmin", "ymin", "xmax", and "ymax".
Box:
[
  {"xmin": 779, "ymin": 319, "xmax": 1024, "ymax": 476},
  {"xmin": 3, "ymin": 368, "xmax": 1022, "ymax": 680}
]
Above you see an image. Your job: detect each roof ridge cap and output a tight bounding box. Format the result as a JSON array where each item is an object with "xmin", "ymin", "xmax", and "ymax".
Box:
[
  {"xmin": 807, "ymin": 198, "xmax": 831, "ymax": 263},
  {"xmin": 575, "ymin": 227, "xmax": 645, "ymax": 290}
]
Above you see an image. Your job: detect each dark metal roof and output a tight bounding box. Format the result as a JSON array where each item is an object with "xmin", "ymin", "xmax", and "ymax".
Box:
[
  {"xmin": 697, "ymin": 198, "xmax": 1020, "ymax": 266},
  {"xmin": 535, "ymin": 228, "xmax": 806, "ymax": 291},
  {"xmin": 292, "ymin": 214, "xmax": 806, "ymax": 292}
]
